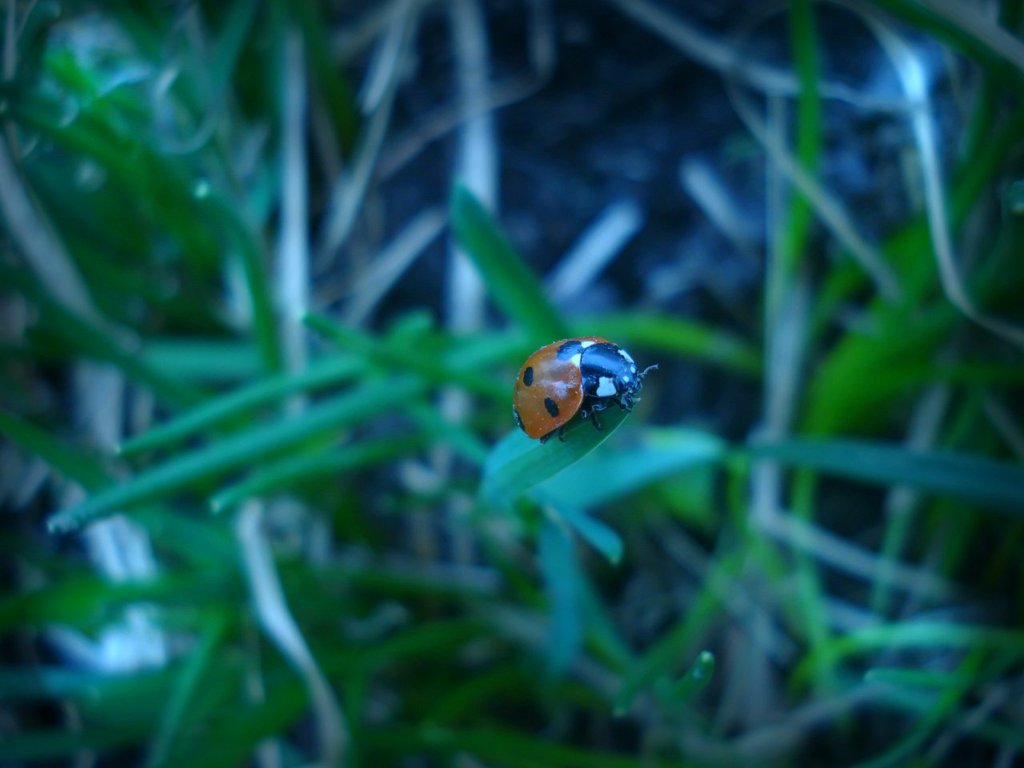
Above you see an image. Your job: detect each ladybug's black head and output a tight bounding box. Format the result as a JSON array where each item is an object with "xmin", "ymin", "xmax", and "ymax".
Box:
[{"xmin": 580, "ymin": 343, "xmax": 657, "ymax": 405}]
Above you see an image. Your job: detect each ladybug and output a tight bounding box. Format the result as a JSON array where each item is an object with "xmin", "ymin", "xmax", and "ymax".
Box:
[{"xmin": 512, "ymin": 337, "xmax": 658, "ymax": 442}]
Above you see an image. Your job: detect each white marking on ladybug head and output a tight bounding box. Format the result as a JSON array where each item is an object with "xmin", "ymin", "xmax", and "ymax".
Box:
[
  {"xmin": 619, "ymin": 349, "xmax": 635, "ymax": 365},
  {"xmin": 569, "ymin": 353, "xmax": 582, "ymax": 367},
  {"xmin": 596, "ymin": 377, "xmax": 617, "ymax": 397},
  {"xmin": 581, "ymin": 340, "xmax": 596, "ymax": 349}
]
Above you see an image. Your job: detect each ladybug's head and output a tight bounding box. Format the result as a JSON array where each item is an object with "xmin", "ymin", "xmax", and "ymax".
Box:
[{"xmin": 619, "ymin": 362, "xmax": 658, "ymax": 404}]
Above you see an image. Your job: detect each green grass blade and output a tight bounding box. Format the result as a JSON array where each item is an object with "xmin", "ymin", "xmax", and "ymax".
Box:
[
  {"xmin": 655, "ymin": 649, "xmax": 715, "ymax": 706},
  {"xmin": 539, "ymin": 517, "xmax": 583, "ymax": 674},
  {"xmin": 146, "ymin": 612, "xmax": 229, "ymax": 767},
  {"xmin": 783, "ymin": 0, "xmax": 822, "ymax": 277},
  {"xmin": 750, "ymin": 438, "xmax": 1024, "ymax": 512},
  {"xmin": 210, "ymin": 436, "xmax": 423, "ymax": 512},
  {"xmin": 539, "ymin": 427, "xmax": 727, "ymax": 511},
  {"xmin": 404, "ymin": 402, "xmax": 490, "ymax": 467},
  {"xmin": 304, "ymin": 313, "xmax": 506, "ymax": 400},
  {"xmin": 47, "ymin": 378, "xmax": 425, "ymax": 532},
  {"xmin": 554, "ymin": 506, "xmax": 624, "ymax": 565},
  {"xmin": 2, "ymin": 266, "xmax": 202, "ymax": 409},
  {"xmin": 194, "ymin": 187, "xmax": 282, "ymax": 373},
  {"xmin": 118, "ymin": 355, "xmax": 365, "ymax": 455},
  {"xmin": 140, "ymin": 339, "xmax": 264, "ymax": 383},
  {"xmin": 481, "ymin": 408, "xmax": 631, "ymax": 506},
  {"xmin": 450, "ymin": 184, "xmax": 569, "ymax": 343},
  {"xmin": 0, "ymin": 410, "xmax": 109, "ymax": 489},
  {"xmin": 286, "ymin": 1, "xmax": 359, "ymax": 153},
  {"xmin": 576, "ymin": 313, "xmax": 761, "ymax": 376},
  {"xmin": 795, "ymin": 622, "xmax": 1024, "ymax": 688}
]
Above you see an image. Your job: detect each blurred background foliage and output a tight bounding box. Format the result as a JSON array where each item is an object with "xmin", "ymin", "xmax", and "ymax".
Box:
[{"xmin": 2, "ymin": 0, "xmax": 1024, "ymax": 765}]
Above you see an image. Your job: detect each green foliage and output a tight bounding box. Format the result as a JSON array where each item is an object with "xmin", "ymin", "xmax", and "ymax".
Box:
[{"xmin": 2, "ymin": 1, "xmax": 1023, "ymax": 766}]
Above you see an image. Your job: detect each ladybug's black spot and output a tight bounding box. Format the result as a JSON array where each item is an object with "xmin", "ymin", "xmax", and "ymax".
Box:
[
  {"xmin": 544, "ymin": 397, "xmax": 560, "ymax": 417},
  {"xmin": 522, "ymin": 366, "xmax": 534, "ymax": 386},
  {"xmin": 557, "ymin": 340, "xmax": 584, "ymax": 360}
]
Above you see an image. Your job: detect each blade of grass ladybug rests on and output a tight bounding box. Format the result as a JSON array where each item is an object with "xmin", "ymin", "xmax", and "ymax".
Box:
[
  {"xmin": 449, "ymin": 184, "xmax": 570, "ymax": 343},
  {"xmin": 482, "ymin": 405, "xmax": 631, "ymax": 506}
]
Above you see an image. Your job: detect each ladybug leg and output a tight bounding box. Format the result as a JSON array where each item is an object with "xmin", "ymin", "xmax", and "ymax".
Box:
[
  {"xmin": 557, "ymin": 424, "xmax": 568, "ymax": 441},
  {"xmin": 589, "ymin": 408, "xmax": 603, "ymax": 431},
  {"xmin": 540, "ymin": 430, "xmax": 553, "ymax": 444}
]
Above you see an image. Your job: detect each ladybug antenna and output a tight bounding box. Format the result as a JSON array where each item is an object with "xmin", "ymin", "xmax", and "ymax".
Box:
[{"xmin": 639, "ymin": 363, "xmax": 658, "ymax": 380}]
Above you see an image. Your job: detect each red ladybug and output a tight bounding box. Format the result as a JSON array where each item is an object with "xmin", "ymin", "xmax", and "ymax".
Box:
[{"xmin": 512, "ymin": 337, "xmax": 657, "ymax": 442}]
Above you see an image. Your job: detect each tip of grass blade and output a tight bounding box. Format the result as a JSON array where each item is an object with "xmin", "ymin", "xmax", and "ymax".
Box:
[
  {"xmin": 482, "ymin": 408, "xmax": 631, "ymax": 506},
  {"xmin": 613, "ymin": 649, "xmax": 716, "ymax": 717}
]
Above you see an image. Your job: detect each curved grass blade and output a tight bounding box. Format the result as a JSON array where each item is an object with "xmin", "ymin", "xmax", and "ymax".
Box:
[
  {"xmin": 450, "ymin": 184, "xmax": 569, "ymax": 343},
  {"xmin": 481, "ymin": 407, "xmax": 630, "ymax": 506},
  {"xmin": 750, "ymin": 438, "xmax": 1024, "ymax": 513}
]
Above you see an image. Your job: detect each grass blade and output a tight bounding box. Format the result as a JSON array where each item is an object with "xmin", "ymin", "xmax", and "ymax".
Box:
[
  {"xmin": 554, "ymin": 506, "xmax": 624, "ymax": 565},
  {"xmin": 146, "ymin": 612, "xmax": 229, "ymax": 767},
  {"xmin": 576, "ymin": 313, "xmax": 761, "ymax": 376},
  {"xmin": 655, "ymin": 649, "xmax": 715, "ymax": 706},
  {"xmin": 118, "ymin": 355, "xmax": 365, "ymax": 455},
  {"xmin": 751, "ymin": 438, "xmax": 1024, "ymax": 512},
  {"xmin": 47, "ymin": 378, "xmax": 425, "ymax": 532},
  {"xmin": 210, "ymin": 436, "xmax": 423, "ymax": 512},
  {"xmin": 540, "ymin": 427, "xmax": 727, "ymax": 511},
  {"xmin": 481, "ymin": 408, "xmax": 631, "ymax": 506},
  {"xmin": 539, "ymin": 517, "xmax": 583, "ymax": 674},
  {"xmin": 450, "ymin": 184, "xmax": 569, "ymax": 343},
  {"xmin": 304, "ymin": 313, "xmax": 506, "ymax": 400}
]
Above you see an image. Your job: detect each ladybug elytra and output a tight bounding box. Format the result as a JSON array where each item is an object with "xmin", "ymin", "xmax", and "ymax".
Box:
[{"xmin": 512, "ymin": 337, "xmax": 657, "ymax": 442}]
